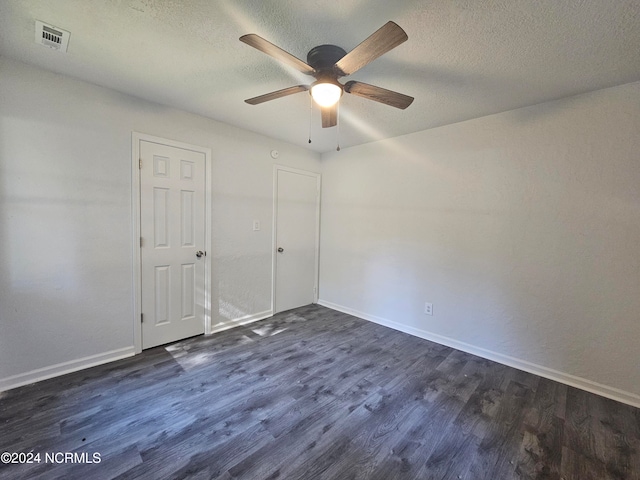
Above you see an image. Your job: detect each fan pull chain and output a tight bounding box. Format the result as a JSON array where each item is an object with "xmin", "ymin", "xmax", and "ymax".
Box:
[
  {"xmin": 336, "ymin": 102, "xmax": 341, "ymax": 151},
  {"xmin": 308, "ymin": 95, "xmax": 313, "ymax": 144}
]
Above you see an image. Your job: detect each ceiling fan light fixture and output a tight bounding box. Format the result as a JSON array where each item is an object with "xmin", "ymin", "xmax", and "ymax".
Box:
[
  {"xmin": 240, "ymin": 21, "xmax": 413, "ymax": 131},
  {"xmin": 311, "ymin": 81, "xmax": 342, "ymax": 107}
]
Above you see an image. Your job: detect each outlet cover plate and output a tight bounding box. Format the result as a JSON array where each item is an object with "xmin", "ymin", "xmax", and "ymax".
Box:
[{"xmin": 424, "ymin": 302, "xmax": 433, "ymax": 316}]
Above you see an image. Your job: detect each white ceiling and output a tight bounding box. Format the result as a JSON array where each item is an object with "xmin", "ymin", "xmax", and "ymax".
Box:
[{"xmin": 1, "ymin": 0, "xmax": 640, "ymax": 153}]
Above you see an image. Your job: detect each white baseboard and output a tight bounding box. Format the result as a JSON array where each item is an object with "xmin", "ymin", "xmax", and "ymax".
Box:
[
  {"xmin": 0, "ymin": 346, "xmax": 136, "ymax": 393},
  {"xmin": 209, "ymin": 309, "xmax": 273, "ymax": 334},
  {"xmin": 0, "ymin": 310, "xmax": 275, "ymax": 393},
  {"xmin": 317, "ymin": 299, "xmax": 640, "ymax": 409}
]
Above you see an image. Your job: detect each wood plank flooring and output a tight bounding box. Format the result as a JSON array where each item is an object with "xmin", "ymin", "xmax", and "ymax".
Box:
[{"xmin": 1, "ymin": 304, "xmax": 639, "ymax": 479}]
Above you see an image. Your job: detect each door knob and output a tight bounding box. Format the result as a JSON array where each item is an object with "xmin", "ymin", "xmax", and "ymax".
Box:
[
  {"xmin": 277, "ymin": 247, "xmax": 284, "ymax": 253},
  {"xmin": 196, "ymin": 250, "xmax": 205, "ymax": 258}
]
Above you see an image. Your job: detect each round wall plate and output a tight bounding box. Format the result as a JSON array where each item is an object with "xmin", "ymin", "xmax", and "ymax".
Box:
[{"xmin": 270, "ymin": 149, "xmax": 279, "ymax": 159}]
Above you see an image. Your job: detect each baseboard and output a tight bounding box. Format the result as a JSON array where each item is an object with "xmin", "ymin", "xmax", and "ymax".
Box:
[
  {"xmin": 0, "ymin": 346, "xmax": 136, "ymax": 393},
  {"xmin": 317, "ymin": 299, "xmax": 640, "ymax": 409},
  {"xmin": 209, "ymin": 309, "xmax": 273, "ymax": 334},
  {"xmin": 0, "ymin": 310, "xmax": 274, "ymax": 392}
]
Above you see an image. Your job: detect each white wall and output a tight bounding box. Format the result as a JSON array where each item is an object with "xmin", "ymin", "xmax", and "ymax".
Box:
[
  {"xmin": 0, "ymin": 57, "xmax": 320, "ymax": 388},
  {"xmin": 319, "ymin": 82, "xmax": 640, "ymax": 405}
]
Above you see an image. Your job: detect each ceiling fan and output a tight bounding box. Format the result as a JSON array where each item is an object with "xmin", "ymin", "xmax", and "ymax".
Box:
[{"xmin": 240, "ymin": 21, "xmax": 414, "ymax": 129}]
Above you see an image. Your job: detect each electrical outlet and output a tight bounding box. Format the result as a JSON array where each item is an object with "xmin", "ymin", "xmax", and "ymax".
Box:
[
  {"xmin": 253, "ymin": 220, "xmax": 260, "ymax": 231},
  {"xmin": 424, "ymin": 302, "xmax": 433, "ymax": 316}
]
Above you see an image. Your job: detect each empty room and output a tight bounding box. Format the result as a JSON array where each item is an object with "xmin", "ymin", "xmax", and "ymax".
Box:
[{"xmin": 1, "ymin": 1, "xmax": 639, "ymax": 479}]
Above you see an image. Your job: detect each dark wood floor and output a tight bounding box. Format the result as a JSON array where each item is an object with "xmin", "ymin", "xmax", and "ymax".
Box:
[{"xmin": 1, "ymin": 305, "xmax": 639, "ymax": 480}]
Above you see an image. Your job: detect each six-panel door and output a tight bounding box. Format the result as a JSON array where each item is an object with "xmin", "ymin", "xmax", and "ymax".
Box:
[{"xmin": 140, "ymin": 141, "xmax": 206, "ymax": 349}]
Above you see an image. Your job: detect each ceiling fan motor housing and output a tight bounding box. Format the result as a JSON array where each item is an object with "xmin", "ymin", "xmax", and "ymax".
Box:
[{"xmin": 307, "ymin": 44, "xmax": 347, "ymax": 72}]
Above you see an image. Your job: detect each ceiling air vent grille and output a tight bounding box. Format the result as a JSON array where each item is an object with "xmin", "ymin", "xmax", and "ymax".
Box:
[{"xmin": 35, "ymin": 20, "xmax": 70, "ymax": 53}]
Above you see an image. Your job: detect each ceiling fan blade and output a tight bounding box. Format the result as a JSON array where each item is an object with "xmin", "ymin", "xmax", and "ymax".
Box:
[
  {"xmin": 344, "ymin": 81, "xmax": 413, "ymax": 109},
  {"xmin": 321, "ymin": 104, "xmax": 337, "ymax": 128},
  {"xmin": 334, "ymin": 21, "xmax": 408, "ymax": 76},
  {"xmin": 240, "ymin": 34, "xmax": 315, "ymax": 75},
  {"xmin": 245, "ymin": 85, "xmax": 309, "ymax": 105}
]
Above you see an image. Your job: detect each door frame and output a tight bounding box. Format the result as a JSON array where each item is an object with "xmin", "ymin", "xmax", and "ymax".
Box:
[
  {"xmin": 271, "ymin": 165, "xmax": 321, "ymax": 313},
  {"xmin": 131, "ymin": 132, "xmax": 212, "ymax": 353}
]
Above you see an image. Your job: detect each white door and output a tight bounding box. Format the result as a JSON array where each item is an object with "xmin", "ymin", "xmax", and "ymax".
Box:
[
  {"xmin": 274, "ymin": 166, "xmax": 320, "ymax": 313},
  {"xmin": 140, "ymin": 140, "xmax": 206, "ymax": 349}
]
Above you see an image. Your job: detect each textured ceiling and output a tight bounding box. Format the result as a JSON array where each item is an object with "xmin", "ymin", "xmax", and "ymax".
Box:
[{"xmin": 1, "ymin": 0, "xmax": 640, "ymax": 153}]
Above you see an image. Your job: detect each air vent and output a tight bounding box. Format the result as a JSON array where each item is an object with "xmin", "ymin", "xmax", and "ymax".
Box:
[{"xmin": 35, "ymin": 20, "xmax": 70, "ymax": 53}]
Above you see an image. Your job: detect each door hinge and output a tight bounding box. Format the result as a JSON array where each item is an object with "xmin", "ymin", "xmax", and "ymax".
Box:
[
  {"xmin": 139, "ymin": 158, "xmax": 142, "ymax": 169},
  {"xmin": 140, "ymin": 237, "xmax": 143, "ymax": 247},
  {"xmin": 141, "ymin": 313, "xmax": 144, "ymax": 323}
]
